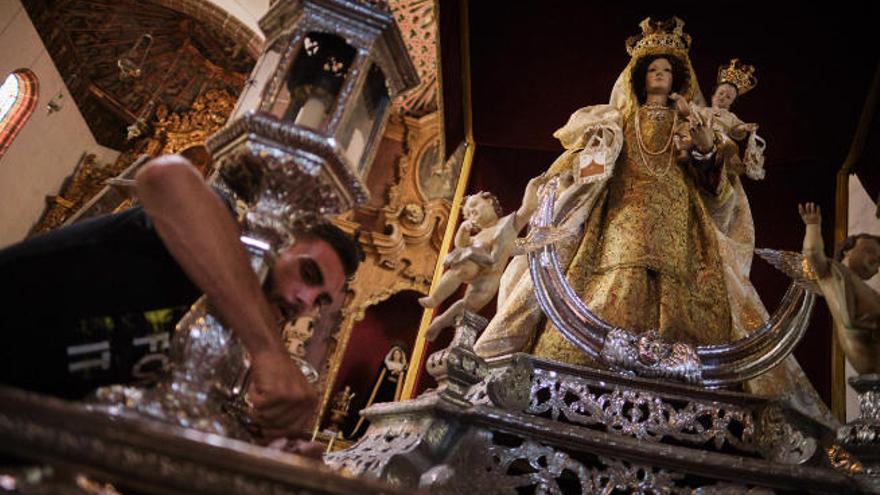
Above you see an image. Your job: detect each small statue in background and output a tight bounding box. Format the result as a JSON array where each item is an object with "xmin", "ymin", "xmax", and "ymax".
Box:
[
  {"xmin": 320, "ymin": 384, "xmax": 356, "ymax": 452},
  {"xmin": 799, "ymin": 202, "xmax": 880, "ymax": 373},
  {"xmin": 331, "ymin": 385, "xmax": 356, "ymax": 417},
  {"xmin": 349, "ymin": 345, "xmax": 409, "ymax": 438},
  {"xmin": 418, "ymin": 177, "xmax": 546, "ymax": 340},
  {"xmin": 384, "ymin": 346, "xmax": 408, "ymax": 400}
]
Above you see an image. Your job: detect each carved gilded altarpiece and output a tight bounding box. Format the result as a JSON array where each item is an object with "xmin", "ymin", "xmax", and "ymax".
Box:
[
  {"xmin": 316, "ymin": 111, "xmax": 458, "ymax": 436},
  {"xmin": 302, "ymin": 0, "xmax": 450, "ymax": 438}
]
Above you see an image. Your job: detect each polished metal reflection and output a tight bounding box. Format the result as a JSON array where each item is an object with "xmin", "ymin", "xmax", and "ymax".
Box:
[
  {"xmin": 91, "ymin": 297, "xmax": 251, "ymax": 438},
  {"xmin": 838, "ymin": 374, "xmax": 880, "ymax": 482},
  {"xmin": 527, "ymin": 367, "xmax": 760, "ymax": 454},
  {"xmin": 326, "ymin": 353, "xmax": 851, "ymax": 493},
  {"xmin": 527, "ymin": 178, "xmax": 815, "ymax": 387}
]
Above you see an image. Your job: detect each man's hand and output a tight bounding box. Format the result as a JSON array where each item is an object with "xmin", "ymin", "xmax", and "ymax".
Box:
[
  {"xmin": 799, "ymin": 202, "xmax": 821, "ymax": 226},
  {"xmin": 248, "ymin": 350, "xmax": 316, "ymax": 441}
]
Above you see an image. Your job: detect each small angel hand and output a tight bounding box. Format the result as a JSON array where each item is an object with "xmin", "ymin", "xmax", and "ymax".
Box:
[
  {"xmin": 460, "ymin": 219, "xmax": 479, "ymax": 236},
  {"xmin": 798, "ymin": 202, "xmax": 821, "ymax": 225}
]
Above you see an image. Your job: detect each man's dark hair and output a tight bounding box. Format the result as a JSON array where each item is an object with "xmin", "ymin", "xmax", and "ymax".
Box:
[
  {"xmin": 835, "ymin": 233, "xmax": 880, "ymax": 262},
  {"xmin": 631, "ymin": 54, "xmax": 689, "ymax": 105},
  {"xmin": 305, "ymin": 222, "xmax": 362, "ymax": 278}
]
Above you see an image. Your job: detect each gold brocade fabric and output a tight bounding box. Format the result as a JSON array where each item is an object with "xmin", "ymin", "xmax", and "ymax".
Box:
[{"xmin": 531, "ymin": 106, "xmax": 733, "ymax": 365}]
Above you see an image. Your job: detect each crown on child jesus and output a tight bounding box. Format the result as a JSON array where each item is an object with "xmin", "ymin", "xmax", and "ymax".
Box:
[{"xmin": 717, "ymin": 58, "xmax": 757, "ymax": 95}]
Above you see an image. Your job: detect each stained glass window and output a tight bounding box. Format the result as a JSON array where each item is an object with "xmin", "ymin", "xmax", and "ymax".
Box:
[{"xmin": 0, "ymin": 69, "xmax": 39, "ymax": 159}]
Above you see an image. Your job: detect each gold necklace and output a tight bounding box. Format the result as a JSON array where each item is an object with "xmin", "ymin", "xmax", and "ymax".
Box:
[
  {"xmin": 634, "ymin": 106, "xmax": 676, "ymax": 178},
  {"xmin": 635, "ymin": 106, "xmax": 676, "ymax": 156}
]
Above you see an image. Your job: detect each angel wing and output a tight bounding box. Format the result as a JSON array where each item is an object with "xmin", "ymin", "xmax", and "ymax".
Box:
[{"xmin": 755, "ymin": 248, "xmax": 821, "ymax": 295}]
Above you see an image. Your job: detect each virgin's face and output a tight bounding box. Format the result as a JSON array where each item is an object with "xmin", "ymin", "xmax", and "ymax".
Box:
[
  {"xmin": 712, "ymin": 83, "xmax": 738, "ymax": 110},
  {"xmin": 645, "ymin": 58, "xmax": 674, "ymax": 96}
]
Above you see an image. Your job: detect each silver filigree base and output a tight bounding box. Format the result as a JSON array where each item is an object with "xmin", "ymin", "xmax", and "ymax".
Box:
[
  {"xmin": 327, "ymin": 354, "xmax": 861, "ymax": 494},
  {"xmin": 838, "ymin": 374, "xmax": 880, "ymax": 480}
]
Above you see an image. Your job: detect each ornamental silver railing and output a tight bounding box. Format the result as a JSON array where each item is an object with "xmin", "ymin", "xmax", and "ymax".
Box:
[{"xmin": 528, "ymin": 178, "xmax": 815, "ymax": 387}]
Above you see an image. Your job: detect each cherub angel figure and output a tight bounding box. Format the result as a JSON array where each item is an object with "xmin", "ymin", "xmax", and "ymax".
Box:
[
  {"xmin": 800, "ymin": 202, "xmax": 880, "ymax": 374},
  {"xmin": 418, "ymin": 176, "xmax": 545, "ymax": 340}
]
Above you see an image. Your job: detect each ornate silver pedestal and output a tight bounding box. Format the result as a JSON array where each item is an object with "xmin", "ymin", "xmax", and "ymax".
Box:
[
  {"xmin": 328, "ymin": 346, "xmax": 865, "ymax": 494},
  {"xmin": 837, "ymin": 374, "xmax": 880, "ymax": 488},
  {"xmin": 424, "ymin": 312, "xmax": 490, "ymax": 405}
]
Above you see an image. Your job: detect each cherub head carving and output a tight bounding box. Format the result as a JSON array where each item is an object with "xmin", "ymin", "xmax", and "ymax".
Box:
[{"xmin": 463, "ymin": 191, "xmax": 502, "ymax": 229}]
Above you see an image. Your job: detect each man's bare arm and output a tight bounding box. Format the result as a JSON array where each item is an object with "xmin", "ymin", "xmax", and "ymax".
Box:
[{"xmin": 135, "ymin": 155, "xmax": 314, "ymax": 439}]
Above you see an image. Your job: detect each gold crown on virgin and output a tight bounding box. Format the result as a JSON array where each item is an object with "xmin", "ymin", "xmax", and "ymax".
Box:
[
  {"xmin": 717, "ymin": 58, "xmax": 757, "ymax": 95},
  {"xmin": 625, "ymin": 17, "xmax": 691, "ymax": 59}
]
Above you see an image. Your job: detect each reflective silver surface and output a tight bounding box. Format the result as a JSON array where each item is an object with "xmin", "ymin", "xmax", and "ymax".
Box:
[
  {"xmin": 90, "ymin": 297, "xmax": 251, "ymax": 439},
  {"xmin": 838, "ymin": 374, "xmax": 880, "ymax": 484},
  {"xmin": 327, "ymin": 351, "xmax": 858, "ymax": 493}
]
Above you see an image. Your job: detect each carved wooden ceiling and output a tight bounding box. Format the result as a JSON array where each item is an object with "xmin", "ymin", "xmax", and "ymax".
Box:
[
  {"xmin": 387, "ymin": 0, "xmax": 437, "ymax": 117},
  {"xmin": 24, "ymin": 0, "xmax": 255, "ymax": 150},
  {"xmin": 24, "ymin": 0, "xmax": 439, "ymax": 149}
]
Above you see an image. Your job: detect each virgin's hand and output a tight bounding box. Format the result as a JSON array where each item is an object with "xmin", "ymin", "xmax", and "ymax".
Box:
[
  {"xmin": 798, "ymin": 203, "xmax": 821, "ymax": 226},
  {"xmin": 732, "ymin": 122, "xmax": 758, "ymax": 135},
  {"xmin": 690, "ymin": 114, "xmax": 714, "ymax": 153},
  {"xmin": 248, "ymin": 350, "xmax": 316, "ymax": 440},
  {"xmin": 525, "ymin": 175, "xmax": 547, "ymax": 194}
]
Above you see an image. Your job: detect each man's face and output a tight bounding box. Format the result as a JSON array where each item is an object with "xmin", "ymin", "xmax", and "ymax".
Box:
[{"xmin": 268, "ymin": 238, "xmax": 347, "ymax": 321}]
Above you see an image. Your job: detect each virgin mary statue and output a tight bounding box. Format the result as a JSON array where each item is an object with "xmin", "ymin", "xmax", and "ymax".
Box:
[{"xmin": 473, "ymin": 17, "xmax": 829, "ymax": 418}]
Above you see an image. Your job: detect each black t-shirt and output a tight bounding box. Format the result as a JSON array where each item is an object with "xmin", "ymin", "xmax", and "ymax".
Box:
[{"xmin": 0, "ymin": 191, "xmax": 233, "ymax": 397}]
